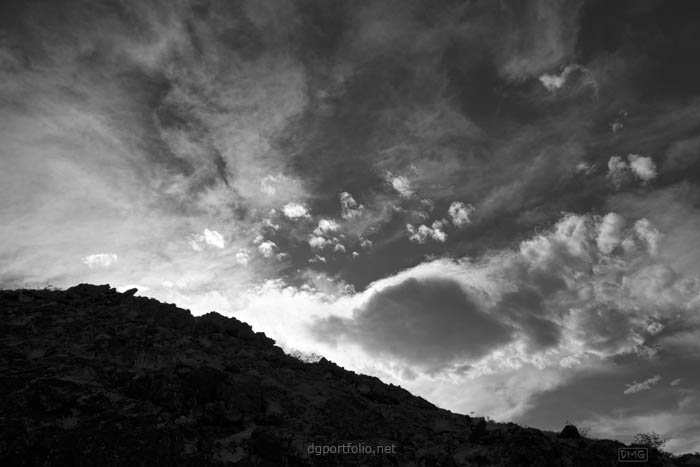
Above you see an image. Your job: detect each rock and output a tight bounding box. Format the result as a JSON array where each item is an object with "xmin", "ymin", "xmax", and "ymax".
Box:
[
  {"xmin": 559, "ymin": 424, "xmax": 581, "ymax": 439},
  {"xmin": 123, "ymin": 288, "xmax": 138, "ymax": 296},
  {"xmin": 469, "ymin": 418, "xmax": 487, "ymax": 443}
]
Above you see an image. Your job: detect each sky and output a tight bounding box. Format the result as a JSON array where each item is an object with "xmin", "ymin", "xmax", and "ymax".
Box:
[{"xmin": 2, "ymin": 0, "xmax": 700, "ymax": 454}]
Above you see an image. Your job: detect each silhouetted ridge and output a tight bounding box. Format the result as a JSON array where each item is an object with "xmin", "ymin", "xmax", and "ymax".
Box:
[{"xmin": 1, "ymin": 284, "xmax": 698, "ymax": 466}]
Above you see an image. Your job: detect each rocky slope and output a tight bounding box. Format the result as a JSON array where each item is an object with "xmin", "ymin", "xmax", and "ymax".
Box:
[{"xmin": 1, "ymin": 284, "xmax": 699, "ymax": 466}]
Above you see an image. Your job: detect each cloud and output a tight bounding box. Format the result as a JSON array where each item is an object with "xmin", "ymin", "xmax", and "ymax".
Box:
[
  {"xmin": 448, "ymin": 201, "xmax": 475, "ymax": 228},
  {"xmin": 235, "ymin": 249, "xmax": 250, "ymax": 266},
  {"xmin": 308, "ymin": 235, "xmax": 329, "ymax": 251},
  {"xmin": 596, "ymin": 212, "xmax": 625, "ymax": 254},
  {"xmin": 633, "ymin": 219, "xmax": 661, "ymax": 256},
  {"xmin": 628, "ymin": 155, "xmax": 658, "ymax": 182},
  {"xmin": 670, "ymin": 378, "xmax": 683, "ymax": 387},
  {"xmin": 260, "ymin": 174, "xmax": 292, "ymax": 196},
  {"xmin": 339, "ymin": 192, "xmax": 364, "ymax": 220},
  {"xmin": 387, "ymin": 174, "xmax": 414, "ymax": 198},
  {"xmin": 313, "ymin": 219, "xmax": 339, "ymax": 236},
  {"xmin": 646, "ymin": 321, "xmax": 664, "ymax": 336},
  {"xmin": 203, "ymin": 229, "xmax": 225, "ymax": 249},
  {"xmin": 406, "ymin": 221, "xmax": 447, "ymax": 243},
  {"xmin": 607, "ymin": 154, "xmax": 658, "ymax": 188},
  {"xmin": 607, "ymin": 155, "xmax": 632, "ymax": 189},
  {"xmin": 624, "ymin": 375, "xmax": 662, "ymax": 395},
  {"xmin": 188, "ymin": 229, "xmax": 225, "ymax": 250},
  {"xmin": 312, "ymin": 277, "xmax": 513, "ymax": 372},
  {"xmin": 538, "ymin": 64, "xmax": 582, "ymax": 91},
  {"xmin": 82, "ymin": 253, "xmax": 118, "ymax": 269},
  {"xmin": 257, "ymin": 241, "xmax": 277, "ymax": 258},
  {"xmin": 282, "ymin": 202, "xmax": 310, "ymax": 219}
]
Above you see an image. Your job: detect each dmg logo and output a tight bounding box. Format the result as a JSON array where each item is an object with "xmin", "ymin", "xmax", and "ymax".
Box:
[{"xmin": 618, "ymin": 447, "xmax": 648, "ymax": 462}]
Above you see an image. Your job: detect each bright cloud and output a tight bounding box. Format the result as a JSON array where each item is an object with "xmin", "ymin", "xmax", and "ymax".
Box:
[
  {"xmin": 257, "ymin": 241, "xmax": 278, "ymax": 258},
  {"xmin": 82, "ymin": 253, "xmax": 118, "ymax": 269},
  {"xmin": 539, "ymin": 65, "xmax": 582, "ymax": 91},
  {"xmin": 448, "ymin": 201, "xmax": 475, "ymax": 227},
  {"xmin": 628, "ymin": 154, "xmax": 658, "ymax": 182},
  {"xmin": 407, "ymin": 220, "xmax": 447, "ymax": 243},
  {"xmin": 313, "ymin": 219, "xmax": 339, "ymax": 236},
  {"xmin": 235, "ymin": 249, "xmax": 250, "ymax": 266},
  {"xmin": 308, "ymin": 235, "xmax": 328, "ymax": 251},
  {"xmin": 282, "ymin": 202, "xmax": 310, "ymax": 219},
  {"xmin": 387, "ymin": 173, "xmax": 414, "ymax": 198},
  {"xmin": 189, "ymin": 229, "xmax": 225, "ymax": 251},
  {"xmin": 596, "ymin": 212, "xmax": 625, "ymax": 254},
  {"xmin": 538, "ymin": 64, "xmax": 597, "ymax": 93}
]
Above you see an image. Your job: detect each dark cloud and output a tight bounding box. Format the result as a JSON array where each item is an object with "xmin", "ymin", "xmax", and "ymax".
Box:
[
  {"xmin": 312, "ymin": 277, "xmax": 513, "ymax": 372},
  {"xmin": 497, "ymin": 287, "xmax": 563, "ymax": 351}
]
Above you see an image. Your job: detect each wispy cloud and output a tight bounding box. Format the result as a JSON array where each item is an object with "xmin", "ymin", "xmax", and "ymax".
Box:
[{"xmin": 624, "ymin": 375, "xmax": 662, "ymax": 395}]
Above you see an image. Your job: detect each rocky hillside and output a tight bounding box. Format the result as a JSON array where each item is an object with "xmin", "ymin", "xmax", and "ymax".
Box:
[{"xmin": 1, "ymin": 284, "xmax": 699, "ymax": 466}]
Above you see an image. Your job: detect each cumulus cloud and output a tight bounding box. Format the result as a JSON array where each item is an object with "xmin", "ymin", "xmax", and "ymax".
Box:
[
  {"xmin": 282, "ymin": 202, "xmax": 310, "ymax": 219},
  {"xmin": 82, "ymin": 253, "xmax": 118, "ymax": 269},
  {"xmin": 448, "ymin": 201, "xmax": 475, "ymax": 228},
  {"xmin": 387, "ymin": 173, "xmax": 414, "ymax": 198},
  {"xmin": 628, "ymin": 154, "xmax": 658, "ymax": 182},
  {"xmin": 257, "ymin": 241, "xmax": 278, "ymax": 258},
  {"xmin": 624, "ymin": 375, "xmax": 662, "ymax": 394},
  {"xmin": 188, "ymin": 228, "xmax": 225, "ymax": 250},
  {"xmin": 431, "ymin": 221, "xmax": 447, "ymax": 242},
  {"xmin": 339, "ymin": 192, "xmax": 364, "ymax": 220},
  {"xmin": 203, "ymin": 229, "xmax": 225, "ymax": 249},
  {"xmin": 235, "ymin": 249, "xmax": 250, "ymax": 266},
  {"xmin": 308, "ymin": 235, "xmax": 329, "ymax": 251},
  {"xmin": 607, "ymin": 154, "xmax": 658, "ymax": 188},
  {"xmin": 313, "ymin": 219, "xmax": 339, "ymax": 236},
  {"xmin": 596, "ymin": 213, "xmax": 625, "ymax": 254},
  {"xmin": 407, "ymin": 221, "xmax": 447, "ymax": 243}
]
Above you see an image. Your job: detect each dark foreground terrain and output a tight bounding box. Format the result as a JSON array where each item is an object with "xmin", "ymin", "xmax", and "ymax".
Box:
[{"xmin": 1, "ymin": 284, "xmax": 699, "ymax": 466}]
